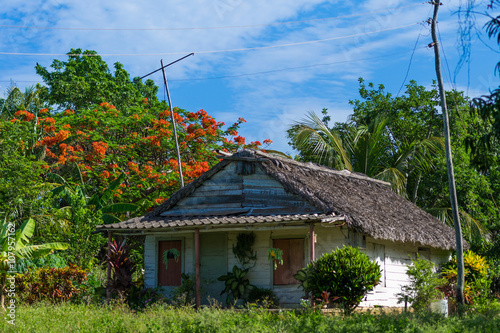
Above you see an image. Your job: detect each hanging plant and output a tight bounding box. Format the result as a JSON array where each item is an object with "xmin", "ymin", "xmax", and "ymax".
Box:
[
  {"xmin": 232, "ymin": 232, "xmax": 257, "ymax": 268},
  {"xmin": 268, "ymin": 247, "xmax": 284, "ymax": 270},
  {"xmin": 162, "ymin": 248, "xmax": 180, "ymax": 269}
]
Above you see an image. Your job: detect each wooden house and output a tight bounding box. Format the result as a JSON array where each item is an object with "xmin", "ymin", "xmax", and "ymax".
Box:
[{"xmin": 97, "ymin": 149, "xmax": 458, "ymax": 307}]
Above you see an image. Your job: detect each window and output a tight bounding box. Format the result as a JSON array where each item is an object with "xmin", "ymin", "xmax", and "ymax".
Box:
[
  {"xmin": 349, "ymin": 229, "xmax": 366, "ymax": 249},
  {"xmin": 273, "ymin": 238, "xmax": 304, "ymax": 285},
  {"xmin": 158, "ymin": 240, "xmax": 182, "ymax": 286}
]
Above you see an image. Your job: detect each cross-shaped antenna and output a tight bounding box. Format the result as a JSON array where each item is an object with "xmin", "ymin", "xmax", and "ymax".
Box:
[{"xmin": 141, "ymin": 53, "xmax": 194, "ymax": 188}]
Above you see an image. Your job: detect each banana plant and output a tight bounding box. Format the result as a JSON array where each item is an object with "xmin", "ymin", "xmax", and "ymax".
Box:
[
  {"xmin": 0, "ymin": 218, "xmax": 68, "ymax": 311},
  {"xmin": 217, "ymin": 265, "xmax": 255, "ymax": 305},
  {"xmin": 49, "ymin": 169, "xmax": 138, "ymax": 224}
]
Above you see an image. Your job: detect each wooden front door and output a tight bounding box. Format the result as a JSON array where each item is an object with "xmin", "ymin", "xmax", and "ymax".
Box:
[
  {"xmin": 158, "ymin": 240, "xmax": 182, "ymax": 286},
  {"xmin": 273, "ymin": 238, "xmax": 304, "ymax": 285}
]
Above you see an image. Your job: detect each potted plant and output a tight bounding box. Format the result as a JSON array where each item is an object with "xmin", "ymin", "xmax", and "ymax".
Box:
[
  {"xmin": 162, "ymin": 248, "xmax": 180, "ymax": 269},
  {"xmin": 267, "ymin": 247, "xmax": 284, "ymax": 270}
]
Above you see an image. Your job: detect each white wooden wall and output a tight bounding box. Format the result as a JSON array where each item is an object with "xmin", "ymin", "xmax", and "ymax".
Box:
[
  {"xmin": 144, "ymin": 226, "xmax": 451, "ymax": 307},
  {"xmin": 144, "ymin": 233, "xmax": 194, "ymax": 290}
]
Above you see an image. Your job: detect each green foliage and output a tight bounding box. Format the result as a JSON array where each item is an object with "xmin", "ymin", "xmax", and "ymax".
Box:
[
  {"xmin": 232, "ymin": 232, "xmax": 257, "ymax": 268},
  {"xmin": 217, "ymin": 265, "xmax": 255, "ymax": 305},
  {"xmin": 0, "ymin": 218, "xmax": 68, "ymax": 273},
  {"xmin": 15, "ymin": 253, "xmax": 67, "ymax": 274},
  {"xmin": 440, "ymin": 251, "xmax": 493, "ymax": 311},
  {"xmin": 127, "ymin": 286, "xmax": 167, "ymax": 310},
  {"xmin": 289, "ymin": 79, "xmax": 500, "ymax": 255},
  {"xmin": 0, "ymin": 218, "xmax": 69, "ymax": 310},
  {"xmin": 4, "ymin": 302, "xmax": 500, "ymax": 333},
  {"xmin": 293, "ymin": 268, "xmax": 309, "ymax": 294},
  {"xmin": 0, "ymin": 84, "xmax": 48, "ymax": 118},
  {"xmin": 16, "ymin": 264, "xmax": 88, "ymax": 304},
  {"xmin": 0, "ymin": 120, "xmax": 51, "ymax": 221},
  {"xmin": 268, "ymin": 247, "xmax": 284, "ymax": 270},
  {"xmin": 35, "ymin": 49, "xmax": 159, "ymax": 111},
  {"xmin": 162, "ymin": 248, "xmax": 180, "ymax": 270},
  {"xmin": 247, "ymin": 287, "xmax": 280, "ymax": 309},
  {"xmin": 397, "ymin": 255, "xmax": 444, "ymax": 311},
  {"xmin": 169, "ymin": 273, "xmax": 196, "ymax": 306},
  {"xmin": 49, "ymin": 192, "xmax": 106, "ymax": 269},
  {"xmin": 288, "ymin": 83, "xmax": 444, "ymax": 197},
  {"xmin": 302, "ymin": 245, "xmax": 381, "ymax": 314}
]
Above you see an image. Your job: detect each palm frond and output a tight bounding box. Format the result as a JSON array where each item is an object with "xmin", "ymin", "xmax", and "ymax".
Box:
[
  {"xmin": 293, "ymin": 111, "xmax": 352, "ymax": 170},
  {"xmin": 426, "ymin": 207, "xmax": 491, "ymax": 243}
]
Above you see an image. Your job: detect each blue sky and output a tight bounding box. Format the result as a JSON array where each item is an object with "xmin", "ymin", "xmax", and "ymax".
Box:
[{"xmin": 0, "ymin": 0, "xmax": 498, "ymax": 153}]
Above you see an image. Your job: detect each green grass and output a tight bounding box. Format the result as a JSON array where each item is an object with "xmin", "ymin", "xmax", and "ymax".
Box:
[{"xmin": 2, "ymin": 303, "xmax": 500, "ymax": 333}]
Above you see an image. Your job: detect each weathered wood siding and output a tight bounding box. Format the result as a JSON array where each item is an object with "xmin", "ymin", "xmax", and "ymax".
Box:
[
  {"xmin": 163, "ymin": 163, "xmax": 320, "ymax": 216},
  {"xmin": 145, "ymin": 227, "xmax": 451, "ymax": 307},
  {"xmin": 144, "ymin": 233, "xmax": 194, "ymax": 290},
  {"xmin": 227, "ymin": 227, "xmax": 312, "ymax": 307},
  {"xmin": 360, "ymin": 237, "xmax": 451, "ymax": 307}
]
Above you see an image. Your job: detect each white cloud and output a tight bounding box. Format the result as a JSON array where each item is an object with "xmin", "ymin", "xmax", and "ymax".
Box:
[{"xmin": 1, "ymin": 0, "xmax": 498, "ymax": 154}]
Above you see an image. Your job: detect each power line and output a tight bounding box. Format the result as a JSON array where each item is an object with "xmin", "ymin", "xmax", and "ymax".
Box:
[
  {"xmin": 0, "ymin": 49, "xmax": 425, "ymax": 85},
  {"xmin": 0, "ymin": 4, "xmax": 424, "ymax": 32},
  {"xmin": 0, "ymin": 22, "xmax": 421, "ymax": 57},
  {"xmin": 168, "ymin": 49, "xmax": 426, "ymax": 81},
  {"xmin": 396, "ymin": 5, "xmax": 433, "ymax": 97}
]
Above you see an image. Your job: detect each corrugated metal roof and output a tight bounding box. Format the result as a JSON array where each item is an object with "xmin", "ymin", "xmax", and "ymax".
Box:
[{"xmin": 97, "ymin": 213, "xmax": 345, "ymax": 231}]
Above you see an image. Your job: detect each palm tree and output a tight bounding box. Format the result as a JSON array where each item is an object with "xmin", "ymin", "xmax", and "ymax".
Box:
[
  {"xmin": 1, "ymin": 84, "xmax": 46, "ymax": 118},
  {"xmin": 289, "ymin": 111, "xmax": 443, "ymax": 197}
]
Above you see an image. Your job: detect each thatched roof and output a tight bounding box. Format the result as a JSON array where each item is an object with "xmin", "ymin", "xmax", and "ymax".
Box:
[{"xmin": 98, "ymin": 149, "xmax": 461, "ymax": 250}]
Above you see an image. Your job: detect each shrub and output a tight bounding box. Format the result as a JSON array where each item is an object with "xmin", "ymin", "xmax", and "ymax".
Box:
[
  {"xmin": 440, "ymin": 251, "xmax": 492, "ymax": 312},
  {"xmin": 247, "ymin": 287, "xmax": 280, "ymax": 308},
  {"xmin": 302, "ymin": 245, "xmax": 381, "ymax": 314},
  {"xmin": 106, "ymin": 239, "xmax": 136, "ymax": 297},
  {"xmin": 16, "ymin": 264, "xmax": 88, "ymax": 304},
  {"xmin": 170, "ymin": 273, "xmax": 196, "ymax": 306},
  {"xmin": 397, "ymin": 255, "xmax": 444, "ymax": 311},
  {"xmin": 127, "ymin": 286, "xmax": 167, "ymax": 310},
  {"xmin": 218, "ymin": 265, "xmax": 255, "ymax": 305},
  {"xmin": 15, "ymin": 253, "xmax": 67, "ymax": 273},
  {"xmin": 489, "ymin": 260, "xmax": 500, "ymax": 300}
]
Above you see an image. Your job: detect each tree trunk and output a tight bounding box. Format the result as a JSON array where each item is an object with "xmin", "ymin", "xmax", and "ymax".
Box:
[
  {"xmin": 431, "ymin": 1, "xmax": 465, "ymax": 307},
  {"xmin": 0, "ymin": 273, "xmax": 6, "ymax": 312}
]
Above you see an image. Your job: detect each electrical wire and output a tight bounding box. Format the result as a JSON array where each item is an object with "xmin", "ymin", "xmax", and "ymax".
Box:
[
  {"xmin": 0, "ymin": 22, "xmax": 421, "ymax": 57},
  {"xmin": 0, "ymin": 48, "xmax": 424, "ymax": 85},
  {"xmin": 396, "ymin": 26, "xmax": 426, "ymax": 97},
  {"xmin": 396, "ymin": 5, "xmax": 433, "ymax": 97},
  {"xmin": 167, "ymin": 49, "xmax": 426, "ymax": 82},
  {"xmin": 0, "ymin": 3, "xmax": 425, "ymax": 32}
]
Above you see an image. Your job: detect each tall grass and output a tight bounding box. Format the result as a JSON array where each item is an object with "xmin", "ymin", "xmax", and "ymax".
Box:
[{"xmin": 2, "ymin": 303, "xmax": 499, "ymax": 333}]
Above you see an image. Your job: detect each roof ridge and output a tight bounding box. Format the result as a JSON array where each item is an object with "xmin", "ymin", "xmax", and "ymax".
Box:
[{"xmin": 242, "ymin": 149, "xmax": 391, "ymax": 187}]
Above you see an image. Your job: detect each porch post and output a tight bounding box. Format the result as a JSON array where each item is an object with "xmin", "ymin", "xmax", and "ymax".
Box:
[
  {"xmin": 195, "ymin": 228, "xmax": 201, "ymax": 309},
  {"xmin": 106, "ymin": 230, "xmax": 112, "ymax": 303},
  {"xmin": 310, "ymin": 223, "xmax": 315, "ymax": 262}
]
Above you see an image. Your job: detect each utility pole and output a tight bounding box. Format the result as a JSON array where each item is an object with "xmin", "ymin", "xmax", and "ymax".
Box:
[{"xmin": 430, "ymin": 1, "xmax": 465, "ymax": 306}]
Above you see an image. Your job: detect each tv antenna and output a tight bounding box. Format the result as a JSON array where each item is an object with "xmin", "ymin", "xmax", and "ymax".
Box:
[{"xmin": 140, "ymin": 53, "xmax": 194, "ymax": 188}]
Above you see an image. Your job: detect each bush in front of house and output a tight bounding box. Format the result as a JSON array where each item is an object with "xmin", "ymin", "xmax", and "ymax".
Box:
[
  {"xmin": 397, "ymin": 255, "xmax": 444, "ymax": 311},
  {"xmin": 16, "ymin": 264, "xmax": 90, "ymax": 304},
  {"xmin": 247, "ymin": 287, "xmax": 280, "ymax": 308},
  {"xmin": 439, "ymin": 251, "xmax": 498, "ymax": 313},
  {"xmin": 301, "ymin": 245, "xmax": 381, "ymax": 314}
]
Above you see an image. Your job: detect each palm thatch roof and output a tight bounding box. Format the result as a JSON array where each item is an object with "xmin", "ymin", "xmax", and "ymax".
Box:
[{"xmin": 98, "ymin": 149, "xmax": 461, "ymax": 250}]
